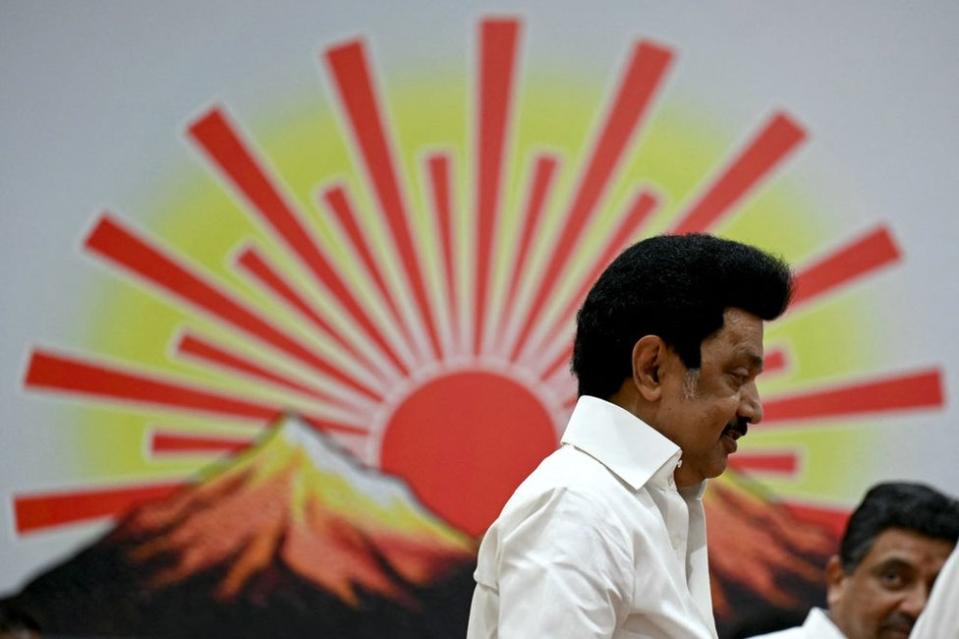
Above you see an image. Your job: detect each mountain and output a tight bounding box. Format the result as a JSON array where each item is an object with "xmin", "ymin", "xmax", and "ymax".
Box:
[
  {"xmin": 0, "ymin": 416, "xmax": 477, "ymax": 638},
  {"xmin": 1, "ymin": 414, "xmax": 838, "ymax": 638},
  {"xmin": 706, "ymin": 472, "xmax": 838, "ymax": 638}
]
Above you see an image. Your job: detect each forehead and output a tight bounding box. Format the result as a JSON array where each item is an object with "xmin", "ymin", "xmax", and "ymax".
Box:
[{"xmin": 858, "ymin": 528, "xmax": 955, "ymax": 571}]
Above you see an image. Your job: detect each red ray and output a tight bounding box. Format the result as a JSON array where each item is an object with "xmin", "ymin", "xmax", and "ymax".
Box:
[
  {"xmin": 782, "ymin": 501, "xmax": 849, "ymax": 538},
  {"xmin": 509, "ymin": 41, "xmax": 673, "ymax": 362},
  {"xmin": 491, "ymin": 154, "xmax": 559, "ymax": 351},
  {"xmin": 763, "ymin": 347, "xmax": 789, "ymax": 375},
  {"xmin": 790, "ymin": 226, "xmax": 900, "ymax": 310},
  {"xmin": 188, "ymin": 108, "xmax": 410, "ymax": 377},
  {"xmin": 324, "ymin": 41, "xmax": 443, "ymax": 361},
  {"xmin": 553, "ymin": 360, "xmax": 580, "ymax": 407},
  {"xmin": 85, "ymin": 214, "xmax": 380, "ymax": 401},
  {"xmin": 541, "ymin": 344, "xmax": 572, "ymax": 387},
  {"xmin": 761, "ymin": 368, "xmax": 944, "ymax": 424},
  {"xmin": 727, "ymin": 452, "xmax": 798, "ymax": 476},
  {"xmin": 669, "ymin": 112, "xmax": 806, "ymax": 234},
  {"xmin": 175, "ymin": 331, "xmax": 364, "ymax": 412},
  {"xmin": 15, "ymin": 481, "xmax": 188, "ymax": 534},
  {"xmin": 525, "ymin": 190, "xmax": 659, "ymax": 374},
  {"xmin": 234, "ymin": 244, "xmax": 390, "ymax": 381},
  {"xmin": 473, "ymin": 18, "xmax": 521, "ymax": 355},
  {"xmin": 549, "ymin": 364, "xmax": 577, "ymax": 394},
  {"xmin": 425, "ymin": 153, "xmax": 459, "ymax": 353},
  {"xmin": 321, "ymin": 185, "xmax": 421, "ymax": 360},
  {"xmin": 150, "ymin": 430, "xmax": 252, "ymax": 455},
  {"xmin": 550, "ymin": 377, "xmax": 579, "ymax": 414},
  {"xmin": 24, "ymin": 350, "xmax": 368, "ymax": 436}
]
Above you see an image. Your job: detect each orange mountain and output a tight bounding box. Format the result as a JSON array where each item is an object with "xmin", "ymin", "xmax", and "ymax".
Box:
[
  {"xmin": 118, "ymin": 415, "xmax": 476, "ymax": 605},
  {"xmin": 706, "ymin": 471, "xmax": 839, "ymax": 636},
  {"xmin": 1, "ymin": 417, "xmax": 839, "ymax": 638}
]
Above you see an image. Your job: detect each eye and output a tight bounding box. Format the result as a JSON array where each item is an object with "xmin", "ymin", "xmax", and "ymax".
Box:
[
  {"xmin": 727, "ymin": 370, "xmax": 750, "ymax": 388},
  {"xmin": 879, "ymin": 569, "xmax": 905, "ymax": 590}
]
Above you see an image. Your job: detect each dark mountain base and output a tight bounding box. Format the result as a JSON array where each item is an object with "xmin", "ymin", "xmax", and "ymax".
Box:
[{"xmin": 1, "ymin": 537, "xmax": 476, "ymax": 639}]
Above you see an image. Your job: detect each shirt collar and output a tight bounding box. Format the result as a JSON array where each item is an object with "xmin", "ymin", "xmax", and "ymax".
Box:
[
  {"xmin": 561, "ymin": 395, "xmax": 683, "ymax": 491},
  {"xmin": 804, "ymin": 608, "xmax": 846, "ymax": 638}
]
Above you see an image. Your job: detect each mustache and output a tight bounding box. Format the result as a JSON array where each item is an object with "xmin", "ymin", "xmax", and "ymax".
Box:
[
  {"xmin": 879, "ymin": 612, "xmax": 915, "ymax": 634},
  {"xmin": 723, "ymin": 418, "xmax": 749, "ymax": 437}
]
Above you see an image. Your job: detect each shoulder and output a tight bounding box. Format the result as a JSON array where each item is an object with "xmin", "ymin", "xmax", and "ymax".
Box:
[
  {"xmin": 475, "ymin": 468, "xmax": 637, "ymax": 596},
  {"xmin": 483, "ymin": 447, "xmax": 638, "ymax": 549},
  {"xmin": 742, "ymin": 608, "xmax": 838, "ymax": 639},
  {"xmin": 742, "ymin": 626, "xmax": 805, "ymax": 639},
  {"xmin": 478, "ymin": 446, "xmax": 661, "ymax": 569},
  {"xmin": 497, "ymin": 445, "xmax": 643, "ymax": 527},
  {"xmin": 512, "ymin": 444, "xmax": 639, "ymax": 499}
]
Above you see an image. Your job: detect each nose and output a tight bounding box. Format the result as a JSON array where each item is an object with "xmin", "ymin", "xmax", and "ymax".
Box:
[
  {"xmin": 898, "ymin": 584, "xmax": 929, "ymax": 619},
  {"xmin": 740, "ymin": 380, "xmax": 763, "ymax": 424}
]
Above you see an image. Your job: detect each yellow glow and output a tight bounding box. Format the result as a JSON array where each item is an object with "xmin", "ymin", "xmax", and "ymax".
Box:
[{"xmin": 78, "ymin": 69, "xmax": 876, "ymax": 510}]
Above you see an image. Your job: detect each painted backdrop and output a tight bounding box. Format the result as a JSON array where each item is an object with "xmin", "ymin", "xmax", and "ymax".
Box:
[{"xmin": 2, "ymin": 2, "xmax": 958, "ymax": 637}]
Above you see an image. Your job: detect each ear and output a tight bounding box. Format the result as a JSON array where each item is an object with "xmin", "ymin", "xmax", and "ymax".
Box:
[
  {"xmin": 631, "ymin": 335, "xmax": 667, "ymax": 402},
  {"xmin": 825, "ymin": 555, "xmax": 846, "ymax": 609}
]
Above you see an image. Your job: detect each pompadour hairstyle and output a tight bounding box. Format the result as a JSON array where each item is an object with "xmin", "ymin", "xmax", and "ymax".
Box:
[{"xmin": 572, "ymin": 233, "xmax": 793, "ymax": 399}]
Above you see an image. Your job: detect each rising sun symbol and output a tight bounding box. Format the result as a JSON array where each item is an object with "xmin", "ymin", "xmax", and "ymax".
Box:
[{"xmin": 15, "ymin": 17, "xmax": 944, "ymax": 542}]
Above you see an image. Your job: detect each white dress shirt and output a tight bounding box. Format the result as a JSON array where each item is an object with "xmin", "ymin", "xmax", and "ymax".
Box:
[
  {"xmin": 745, "ymin": 608, "xmax": 846, "ymax": 639},
  {"xmin": 466, "ymin": 396, "xmax": 717, "ymax": 638},
  {"xmin": 750, "ymin": 608, "xmax": 846, "ymax": 639},
  {"xmin": 910, "ymin": 546, "xmax": 959, "ymax": 638}
]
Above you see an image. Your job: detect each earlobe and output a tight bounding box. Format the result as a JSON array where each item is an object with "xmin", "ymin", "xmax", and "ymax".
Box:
[{"xmin": 632, "ymin": 335, "xmax": 665, "ymax": 402}]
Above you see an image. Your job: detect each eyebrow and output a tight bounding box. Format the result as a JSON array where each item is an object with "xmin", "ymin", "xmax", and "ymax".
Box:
[
  {"xmin": 872, "ymin": 557, "xmax": 916, "ymax": 574},
  {"xmin": 876, "ymin": 557, "xmax": 913, "ymax": 569}
]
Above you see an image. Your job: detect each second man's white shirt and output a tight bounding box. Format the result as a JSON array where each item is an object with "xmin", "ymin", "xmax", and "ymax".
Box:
[{"xmin": 745, "ymin": 608, "xmax": 846, "ymax": 639}]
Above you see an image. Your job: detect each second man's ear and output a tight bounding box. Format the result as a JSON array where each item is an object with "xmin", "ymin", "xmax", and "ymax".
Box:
[
  {"xmin": 824, "ymin": 555, "xmax": 847, "ymax": 609},
  {"xmin": 631, "ymin": 335, "xmax": 668, "ymax": 402}
]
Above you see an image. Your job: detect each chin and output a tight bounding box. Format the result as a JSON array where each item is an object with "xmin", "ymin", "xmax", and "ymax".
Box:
[{"xmin": 705, "ymin": 459, "xmax": 729, "ymax": 479}]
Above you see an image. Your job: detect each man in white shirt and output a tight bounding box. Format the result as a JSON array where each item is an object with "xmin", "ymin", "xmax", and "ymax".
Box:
[
  {"xmin": 466, "ymin": 234, "xmax": 794, "ymax": 638},
  {"xmin": 747, "ymin": 482, "xmax": 959, "ymax": 639}
]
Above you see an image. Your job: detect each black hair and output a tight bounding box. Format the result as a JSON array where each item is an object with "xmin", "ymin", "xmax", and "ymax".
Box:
[
  {"xmin": 572, "ymin": 233, "xmax": 793, "ymax": 398},
  {"xmin": 0, "ymin": 606, "xmax": 41, "ymax": 633},
  {"xmin": 839, "ymin": 481, "xmax": 959, "ymax": 573}
]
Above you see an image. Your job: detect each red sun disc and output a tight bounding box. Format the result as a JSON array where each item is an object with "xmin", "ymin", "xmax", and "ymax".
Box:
[{"xmin": 380, "ymin": 370, "xmax": 557, "ymax": 537}]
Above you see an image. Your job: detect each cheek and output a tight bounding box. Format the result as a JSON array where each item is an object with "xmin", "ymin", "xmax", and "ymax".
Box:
[
  {"xmin": 871, "ymin": 587, "xmax": 906, "ymax": 617},
  {"xmin": 693, "ymin": 379, "xmax": 739, "ymax": 414},
  {"xmin": 853, "ymin": 579, "xmax": 897, "ymax": 626},
  {"xmin": 702, "ymin": 396, "xmax": 740, "ymax": 426}
]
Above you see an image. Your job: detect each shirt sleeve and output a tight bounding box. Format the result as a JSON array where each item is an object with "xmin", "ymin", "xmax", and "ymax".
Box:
[
  {"xmin": 494, "ymin": 488, "xmax": 634, "ymax": 638},
  {"xmin": 911, "ymin": 546, "xmax": 959, "ymax": 639}
]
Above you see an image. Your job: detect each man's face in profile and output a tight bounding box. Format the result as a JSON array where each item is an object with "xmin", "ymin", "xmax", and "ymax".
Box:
[
  {"xmin": 655, "ymin": 307, "xmax": 764, "ymax": 487},
  {"xmin": 827, "ymin": 527, "xmax": 954, "ymax": 639}
]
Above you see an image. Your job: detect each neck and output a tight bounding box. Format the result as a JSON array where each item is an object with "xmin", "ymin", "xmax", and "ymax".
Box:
[
  {"xmin": 609, "ymin": 389, "xmax": 699, "ymax": 487},
  {"xmin": 674, "ymin": 464, "xmax": 701, "ymax": 488}
]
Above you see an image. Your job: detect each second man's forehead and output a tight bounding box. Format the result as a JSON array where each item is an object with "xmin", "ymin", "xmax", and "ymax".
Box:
[{"xmin": 863, "ymin": 529, "xmax": 956, "ymax": 563}]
